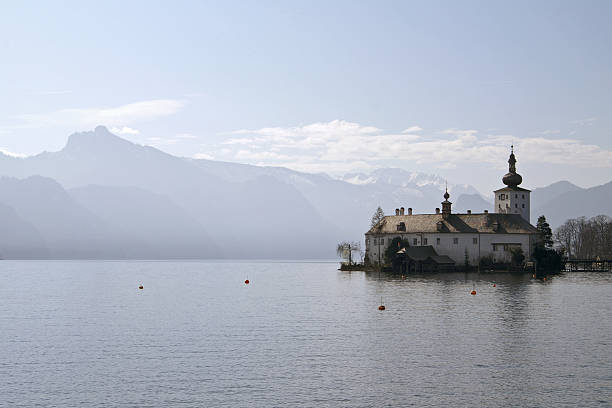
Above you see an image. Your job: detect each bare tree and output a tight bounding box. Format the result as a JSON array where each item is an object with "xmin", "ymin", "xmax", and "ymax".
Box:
[
  {"xmin": 336, "ymin": 241, "xmax": 361, "ymax": 264},
  {"xmin": 555, "ymin": 215, "xmax": 612, "ymax": 259},
  {"xmin": 370, "ymin": 206, "xmax": 385, "ymax": 228}
]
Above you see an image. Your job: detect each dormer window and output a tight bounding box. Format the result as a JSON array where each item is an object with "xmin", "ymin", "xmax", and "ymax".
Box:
[{"xmin": 396, "ymin": 222, "xmax": 406, "ymax": 232}]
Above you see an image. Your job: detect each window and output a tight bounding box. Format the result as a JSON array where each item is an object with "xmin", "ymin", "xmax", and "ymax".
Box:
[
  {"xmin": 374, "ymin": 239, "xmax": 377, "ymax": 245},
  {"xmin": 522, "ymin": 204, "xmax": 525, "ymax": 208},
  {"xmin": 515, "ymin": 203, "xmax": 518, "ymax": 208},
  {"xmin": 436, "ymin": 238, "xmax": 440, "ymax": 245},
  {"xmin": 380, "ymin": 238, "xmax": 384, "ymax": 245},
  {"xmin": 413, "ymin": 238, "xmax": 418, "ymax": 245},
  {"xmin": 423, "ymin": 238, "xmax": 428, "ymax": 245},
  {"xmin": 522, "ymin": 194, "xmax": 525, "ymax": 199},
  {"xmin": 366, "ymin": 239, "xmax": 369, "ymax": 245},
  {"xmin": 515, "ymin": 194, "xmax": 518, "ymax": 198},
  {"xmin": 500, "ymin": 194, "xmax": 505, "ymax": 200},
  {"xmin": 473, "ymin": 238, "xmax": 477, "ymax": 245},
  {"xmin": 453, "ymin": 238, "xmax": 458, "ymax": 244}
]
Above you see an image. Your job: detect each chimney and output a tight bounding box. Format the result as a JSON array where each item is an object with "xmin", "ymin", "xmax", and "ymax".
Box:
[
  {"xmin": 408, "ymin": 208, "xmax": 413, "ymax": 215},
  {"xmin": 395, "ymin": 208, "xmax": 400, "ymax": 216},
  {"xmin": 484, "ymin": 209, "xmax": 489, "ymax": 214},
  {"xmin": 467, "ymin": 210, "xmax": 472, "ymax": 214},
  {"xmin": 435, "ymin": 208, "xmax": 440, "ymax": 214},
  {"xmin": 400, "ymin": 207, "xmax": 405, "ymax": 215}
]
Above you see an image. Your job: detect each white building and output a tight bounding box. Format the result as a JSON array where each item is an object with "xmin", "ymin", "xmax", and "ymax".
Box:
[{"xmin": 364, "ymin": 148, "xmax": 539, "ymax": 266}]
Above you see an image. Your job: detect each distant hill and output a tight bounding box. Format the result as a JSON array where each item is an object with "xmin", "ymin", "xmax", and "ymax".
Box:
[
  {"xmin": 0, "ymin": 176, "xmax": 121, "ymax": 258},
  {"xmin": 533, "ymin": 181, "xmax": 612, "ymax": 229},
  {"xmin": 69, "ymin": 185, "xmax": 219, "ymax": 259},
  {"xmin": 0, "ymin": 126, "xmax": 606, "ymax": 258},
  {"xmin": 453, "ymin": 193, "xmax": 492, "ymax": 213}
]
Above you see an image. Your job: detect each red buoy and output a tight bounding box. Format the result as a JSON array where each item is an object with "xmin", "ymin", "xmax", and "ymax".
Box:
[
  {"xmin": 493, "ymin": 284, "xmax": 496, "ymax": 287},
  {"xmin": 138, "ymin": 285, "xmax": 143, "ymax": 290},
  {"xmin": 244, "ymin": 279, "xmax": 250, "ymax": 285},
  {"xmin": 471, "ymin": 290, "xmax": 477, "ymax": 295},
  {"xmin": 378, "ymin": 305, "xmax": 385, "ymax": 310}
]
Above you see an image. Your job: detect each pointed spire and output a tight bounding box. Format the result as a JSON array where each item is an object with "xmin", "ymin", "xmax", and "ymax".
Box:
[{"xmin": 503, "ymin": 145, "xmax": 522, "ymax": 187}]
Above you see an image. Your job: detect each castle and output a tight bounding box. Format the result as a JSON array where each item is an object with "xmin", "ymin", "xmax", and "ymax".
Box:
[{"xmin": 364, "ymin": 147, "xmax": 539, "ymax": 268}]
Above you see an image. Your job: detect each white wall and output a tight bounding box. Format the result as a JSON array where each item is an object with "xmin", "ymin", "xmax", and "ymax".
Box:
[
  {"xmin": 494, "ymin": 190, "xmax": 530, "ymax": 222},
  {"xmin": 365, "ymin": 232, "xmax": 533, "ymax": 265}
]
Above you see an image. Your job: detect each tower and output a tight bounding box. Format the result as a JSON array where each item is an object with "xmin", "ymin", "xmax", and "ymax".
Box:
[
  {"xmin": 441, "ymin": 186, "xmax": 452, "ymax": 219},
  {"xmin": 494, "ymin": 146, "xmax": 530, "ymax": 222}
]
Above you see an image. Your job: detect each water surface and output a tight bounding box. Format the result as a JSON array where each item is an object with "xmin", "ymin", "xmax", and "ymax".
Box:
[{"xmin": 1, "ymin": 261, "xmax": 610, "ymax": 407}]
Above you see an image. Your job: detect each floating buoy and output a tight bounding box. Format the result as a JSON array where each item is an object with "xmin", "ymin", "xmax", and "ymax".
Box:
[
  {"xmin": 471, "ymin": 290, "xmax": 477, "ymax": 295},
  {"xmin": 138, "ymin": 285, "xmax": 143, "ymax": 290},
  {"xmin": 532, "ymin": 274, "xmax": 536, "ymax": 278},
  {"xmin": 493, "ymin": 284, "xmax": 496, "ymax": 288},
  {"xmin": 543, "ymin": 277, "xmax": 546, "ymax": 281},
  {"xmin": 378, "ymin": 305, "xmax": 386, "ymax": 310},
  {"xmin": 244, "ymin": 279, "xmax": 250, "ymax": 285}
]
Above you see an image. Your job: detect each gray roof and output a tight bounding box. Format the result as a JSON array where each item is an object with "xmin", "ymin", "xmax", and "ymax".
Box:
[
  {"xmin": 426, "ymin": 255, "xmax": 456, "ymax": 264},
  {"xmin": 366, "ymin": 212, "xmax": 538, "ymax": 235},
  {"xmin": 396, "ymin": 245, "xmax": 437, "ymax": 261}
]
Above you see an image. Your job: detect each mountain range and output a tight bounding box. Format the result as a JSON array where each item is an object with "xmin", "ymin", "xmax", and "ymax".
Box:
[{"xmin": 0, "ymin": 126, "xmax": 608, "ymax": 259}]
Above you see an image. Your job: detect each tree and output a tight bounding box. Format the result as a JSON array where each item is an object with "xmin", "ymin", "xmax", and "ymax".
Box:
[
  {"xmin": 384, "ymin": 237, "xmax": 411, "ymax": 265},
  {"xmin": 371, "ymin": 206, "xmax": 385, "ymax": 228},
  {"xmin": 555, "ymin": 215, "xmax": 612, "ymax": 259},
  {"xmin": 336, "ymin": 241, "xmax": 360, "ymax": 264},
  {"xmin": 510, "ymin": 247, "xmax": 525, "ymax": 266},
  {"xmin": 536, "ymin": 215, "xmax": 553, "ymax": 249}
]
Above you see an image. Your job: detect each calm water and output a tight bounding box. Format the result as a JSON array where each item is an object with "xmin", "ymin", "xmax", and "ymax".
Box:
[{"xmin": 1, "ymin": 261, "xmax": 610, "ymax": 407}]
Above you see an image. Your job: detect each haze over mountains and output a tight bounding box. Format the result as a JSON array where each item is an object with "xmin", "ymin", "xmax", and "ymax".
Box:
[{"xmin": 0, "ymin": 126, "xmax": 609, "ymax": 259}]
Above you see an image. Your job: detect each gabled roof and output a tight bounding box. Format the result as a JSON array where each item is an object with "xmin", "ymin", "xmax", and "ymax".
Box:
[
  {"xmin": 366, "ymin": 212, "xmax": 538, "ymax": 235},
  {"xmin": 425, "ymin": 255, "xmax": 456, "ymax": 264},
  {"xmin": 396, "ymin": 245, "xmax": 437, "ymax": 261}
]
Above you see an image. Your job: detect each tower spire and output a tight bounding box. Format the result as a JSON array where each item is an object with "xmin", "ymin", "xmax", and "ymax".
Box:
[{"xmin": 502, "ymin": 146, "xmax": 522, "ymax": 187}]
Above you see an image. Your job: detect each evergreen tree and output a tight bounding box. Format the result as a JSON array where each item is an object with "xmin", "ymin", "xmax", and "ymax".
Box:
[
  {"xmin": 384, "ymin": 237, "xmax": 411, "ymax": 265},
  {"xmin": 536, "ymin": 215, "xmax": 553, "ymax": 249},
  {"xmin": 370, "ymin": 206, "xmax": 385, "ymax": 228}
]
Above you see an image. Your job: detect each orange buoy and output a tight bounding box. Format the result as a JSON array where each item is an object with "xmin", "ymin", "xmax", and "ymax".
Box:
[
  {"xmin": 378, "ymin": 305, "xmax": 385, "ymax": 310},
  {"xmin": 532, "ymin": 274, "xmax": 536, "ymax": 278},
  {"xmin": 543, "ymin": 277, "xmax": 546, "ymax": 281},
  {"xmin": 471, "ymin": 290, "xmax": 477, "ymax": 295},
  {"xmin": 138, "ymin": 285, "xmax": 143, "ymax": 290},
  {"xmin": 244, "ymin": 279, "xmax": 250, "ymax": 285},
  {"xmin": 493, "ymin": 284, "xmax": 496, "ymax": 287}
]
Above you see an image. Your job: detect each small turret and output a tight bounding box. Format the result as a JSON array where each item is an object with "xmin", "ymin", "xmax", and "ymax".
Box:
[{"xmin": 441, "ymin": 186, "xmax": 452, "ymax": 219}]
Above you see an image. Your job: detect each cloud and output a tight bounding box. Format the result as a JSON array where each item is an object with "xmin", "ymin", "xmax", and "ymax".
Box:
[
  {"xmin": 0, "ymin": 148, "xmax": 26, "ymax": 158},
  {"xmin": 111, "ymin": 126, "xmax": 140, "ymax": 135},
  {"xmin": 402, "ymin": 126, "xmax": 423, "ymax": 133},
  {"xmin": 570, "ymin": 117, "xmax": 596, "ymax": 126},
  {"xmin": 206, "ymin": 120, "xmax": 612, "ymax": 174},
  {"xmin": 15, "ymin": 99, "xmax": 185, "ymax": 128},
  {"xmin": 537, "ymin": 129, "xmax": 561, "ymax": 135},
  {"xmin": 194, "ymin": 152, "xmax": 214, "ymax": 160},
  {"xmin": 176, "ymin": 133, "xmax": 198, "ymax": 139}
]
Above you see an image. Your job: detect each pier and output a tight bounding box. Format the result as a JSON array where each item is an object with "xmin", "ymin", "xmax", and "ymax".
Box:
[{"xmin": 563, "ymin": 259, "xmax": 612, "ymax": 272}]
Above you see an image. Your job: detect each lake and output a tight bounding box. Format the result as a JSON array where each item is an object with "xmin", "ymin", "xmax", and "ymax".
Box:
[{"xmin": 1, "ymin": 261, "xmax": 610, "ymax": 407}]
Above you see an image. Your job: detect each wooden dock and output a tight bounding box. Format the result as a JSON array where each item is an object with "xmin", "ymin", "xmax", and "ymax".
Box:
[{"xmin": 564, "ymin": 259, "xmax": 612, "ymax": 272}]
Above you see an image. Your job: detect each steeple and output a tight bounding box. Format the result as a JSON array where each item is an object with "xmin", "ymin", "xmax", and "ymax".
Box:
[
  {"xmin": 441, "ymin": 185, "xmax": 452, "ymax": 219},
  {"xmin": 502, "ymin": 145, "xmax": 523, "ymax": 188}
]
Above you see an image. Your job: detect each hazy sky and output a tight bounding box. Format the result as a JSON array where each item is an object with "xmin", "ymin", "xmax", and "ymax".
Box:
[{"xmin": 0, "ymin": 1, "xmax": 611, "ymax": 194}]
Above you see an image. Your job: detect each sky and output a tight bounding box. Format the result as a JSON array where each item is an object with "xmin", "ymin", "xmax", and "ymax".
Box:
[{"xmin": 0, "ymin": 0, "xmax": 611, "ymax": 195}]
